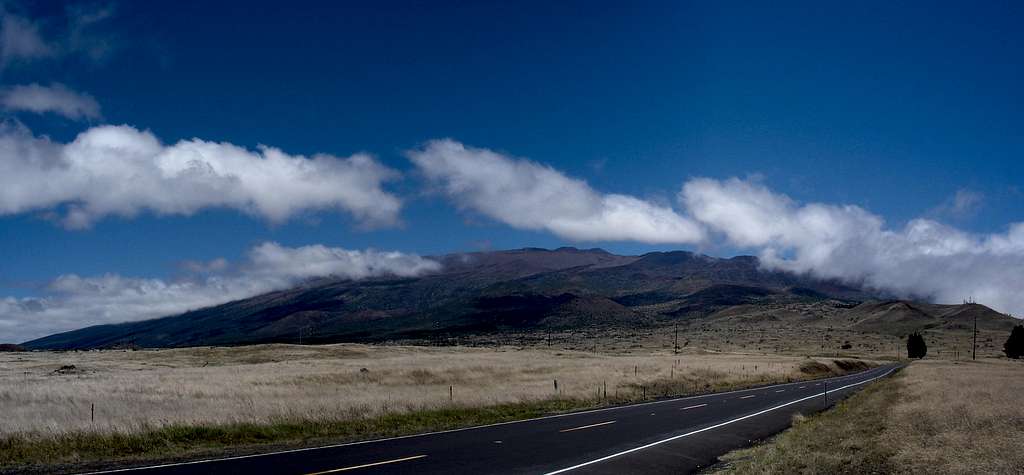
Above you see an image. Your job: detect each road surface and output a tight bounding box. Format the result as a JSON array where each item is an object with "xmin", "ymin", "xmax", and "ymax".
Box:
[{"xmin": 87, "ymin": 364, "xmax": 899, "ymax": 475}]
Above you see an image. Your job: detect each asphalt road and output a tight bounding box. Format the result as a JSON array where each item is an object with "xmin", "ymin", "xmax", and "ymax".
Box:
[{"xmin": 88, "ymin": 364, "xmax": 900, "ymax": 475}]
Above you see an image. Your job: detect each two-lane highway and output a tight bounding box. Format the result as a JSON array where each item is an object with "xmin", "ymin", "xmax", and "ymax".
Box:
[{"xmin": 89, "ymin": 364, "xmax": 900, "ymax": 475}]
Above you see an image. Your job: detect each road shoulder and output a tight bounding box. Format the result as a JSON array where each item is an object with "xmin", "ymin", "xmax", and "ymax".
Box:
[{"xmin": 704, "ymin": 367, "xmax": 903, "ymax": 474}]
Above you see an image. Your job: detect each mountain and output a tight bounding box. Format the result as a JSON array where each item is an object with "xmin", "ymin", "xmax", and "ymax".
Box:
[{"xmin": 25, "ymin": 247, "xmax": 875, "ymax": 349}]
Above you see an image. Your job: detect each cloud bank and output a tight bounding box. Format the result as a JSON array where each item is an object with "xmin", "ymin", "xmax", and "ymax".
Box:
[
  {"xmin": 680, "ymin": 177, "xmax": 1024, "ymax": 317},
  {"xmin": 407, "ymin": 139, "xmax": 704, "ymax": 244},
  {"xmin": 1, "ymin": 83, "xmax": 101, "ymax": 120},
  {"xmin": 407, "ymin": 140, "xmax": 1023, "ymax": 317},
  {"xmin": 2, "ymin": 242, "xmax": 441, "ymax": 343},
  {"xmin": 0, "ymin": 123, "xmax": 402, "ymax": 228},
  {"xmin": 4, "ymin": 137, "xmax": 1022, "ymax": 342}
]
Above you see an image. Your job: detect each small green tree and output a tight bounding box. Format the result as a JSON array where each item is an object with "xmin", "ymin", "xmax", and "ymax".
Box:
[
  {"xmin": 1004, "ymin": 325, "xmax": 1024, "ymax": 359},
  {"xmin": 907, "ymin": 332, "xmax": 927, "ymax": 359}
]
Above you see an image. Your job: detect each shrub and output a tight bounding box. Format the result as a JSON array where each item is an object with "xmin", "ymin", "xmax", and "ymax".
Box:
[
  {"xmin": 1004, "ymin": 325, "xmax": 1024, "ymax": 359},
  {"xmin": 799, "ymin": 361, "xmax": 831, "ymax": 375},
  {"xmin": 907, "ymin": 332, "xmax": 927, "ymax": 359},
  {"xmin": 833, "ymin": 359, "xmax": 870, "ymax": 372}
]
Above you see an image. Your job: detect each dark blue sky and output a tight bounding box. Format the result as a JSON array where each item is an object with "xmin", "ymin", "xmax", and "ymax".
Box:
[{"xmin": 3, "ymin": 0, "xmax": 1024, "ymax": 297}]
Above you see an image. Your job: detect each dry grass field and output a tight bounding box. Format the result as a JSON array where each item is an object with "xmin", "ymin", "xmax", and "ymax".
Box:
[
  {"xmin": 0, "ymin": 343, "xmax": 874, "ymax": 471},
  {"xmin": 712, "ymin": 358, "xmax": 1024, "ymax": 474},
  {"xmin": 449, "ymin": 301, "xmax": 1010, "ymax": 362},
  {"xmin": 0, "ymin": 344, "xmax": 858, "ymax": 436}
]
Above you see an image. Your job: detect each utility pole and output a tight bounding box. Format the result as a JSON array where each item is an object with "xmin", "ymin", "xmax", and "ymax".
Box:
[
  {"xmin": 972, "ymin": 314, "xmax": 978, "ymax": 361},
  {"xmin": 673, "ymin": 324, "xmax": 680, "ymax": 355}
]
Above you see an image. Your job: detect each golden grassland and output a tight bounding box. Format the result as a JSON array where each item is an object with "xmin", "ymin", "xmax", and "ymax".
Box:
[
  {"xmin": 0, "ymin": 343, "xmax": 872, "ymax": 471},
  {"xmin": 0, "ymin": 343, "xmax": 860, "ymax": 436},
  {"xmin": 451, "ymin": 309, "xmax": 1010, "ymax": 362},
  {"xmin": 711, "ymin": 358, "xmax": 1024, "ymax": 475}
]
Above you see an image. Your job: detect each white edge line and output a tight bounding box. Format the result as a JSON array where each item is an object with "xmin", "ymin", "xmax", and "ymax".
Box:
[
  {"xmin": 81, "ymin": 365, "xmax": 898, "ymax": 474},
  {"xmin": 559, "ymin": 420, "xmax": 617, "ymax": 433},
  {"xmin": 304, "ymin": 454, "xmax": 428, "ymax": 475},
  {"xmin": 543, "ymin": 366, "xmax": 898, "ymax": 475}
]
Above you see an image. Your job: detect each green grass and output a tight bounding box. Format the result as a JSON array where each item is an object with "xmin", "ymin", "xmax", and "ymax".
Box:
[{"xmin": 709, "ymin": 370, "xmax": 903, "ymax": 475}]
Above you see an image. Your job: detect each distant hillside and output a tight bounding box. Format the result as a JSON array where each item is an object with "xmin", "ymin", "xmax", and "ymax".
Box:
[
  {"xmin": 846, "ymin": 300, "xmax": 1018, "ymax": 336},
  {"xmin": 25, "ymin": 247, "xmax": 874, "ymax": 349}
]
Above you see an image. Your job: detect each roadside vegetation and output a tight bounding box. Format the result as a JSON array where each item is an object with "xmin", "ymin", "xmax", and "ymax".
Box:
[
  {"xmin": 0, "ymin": 343, "xmax": 873, "ymax": 472},
  {"xmin": 711, "ymin": 358, "xmax": 1024, "ymax": 474}
]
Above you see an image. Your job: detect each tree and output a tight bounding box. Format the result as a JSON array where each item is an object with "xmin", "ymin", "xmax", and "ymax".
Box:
[
  {"xmin": 1004, "ymin": 325, "xmax": 1024, "ymax": 359},
  {"xmin": 907, "ymin": 332, "xmax": 927, "ymax": 359}
]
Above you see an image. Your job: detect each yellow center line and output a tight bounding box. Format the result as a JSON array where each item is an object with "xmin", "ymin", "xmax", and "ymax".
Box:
[
  {"xmin": 304, "ymin": 455, "xmax": 428, "ymax": 474},
  {"xmin": 559, "ymin": 420, "xmax": 617, "ymax": 433},
  {"xmin": 680, "ymin": 403, "xmax": 707, "ymax": 410},
  {"xmin": 739, "ymin": 395, "xmax": 756, "ymax": 399}
]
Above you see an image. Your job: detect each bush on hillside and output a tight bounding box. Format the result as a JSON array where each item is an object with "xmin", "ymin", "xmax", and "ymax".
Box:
[
  {"xmin": 907, "ymin": 332, "xmax": 927, "ymax": 359},
  {"xmin": 1004, "ymin": 325, "xmax": 1024, "ymax": 359}
]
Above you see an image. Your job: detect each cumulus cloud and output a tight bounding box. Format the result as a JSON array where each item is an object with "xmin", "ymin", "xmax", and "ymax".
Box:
[
  {"xmin": 680, "ymin": 177, "xmax": 1024, "ymax": 317},
  {"xmin": 407, "ymin": 139, "xmax": 704, "ymax": 244},
  {"xmin": 1, "ymin": 83, "xmax": 101, "ymax": 120},
  {"xmin": 1, "ymin": 242, "xmax": 442, "ymax": 343},
  {"xmin": 0, "ymin": 123, "xmax": 402, "ymax": 228},
  {"xmin": 247, "ymin": 242, "xmax": 442, "ymax": 280}
]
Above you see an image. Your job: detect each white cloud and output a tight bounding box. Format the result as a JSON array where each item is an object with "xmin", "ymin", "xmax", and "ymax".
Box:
[
  {"xmin": 179, "ymin": 257, "xmax": 229, "ymax": 274},
  {"xmin": 66, "ymin": 3, "xmax": 115, "ymax": 61},
  {"xmin": 0, "ymin": 5, "xmax": 115, "ymax": 67},
  {"xmin": 0, "ymin": 13, "xmax": 53, "ymax": 64},
  {"xmin": 0, "ymin": 122, "xmax": 403, "ymax": 228},
  {"xmin": 680, "ymin": 177, "xmax": 1024, "ymax": 317},
  {"xmin": 407, "ymin": 139, "xmax": 704, "ymax": 244},
  {"xmin": 1, "ymin": 242, "xmax": 442, "ymax": 343},
  {"xmin": 246, "ymin": 242, "xmax": 442, "ymax": 281},
  {"xmin": 929, "ymin": 188, "xmax": 984, "ymax": 219},
  {"xmin": 1, "ymin": 83, "xmax": 101, "ymax": 120}
]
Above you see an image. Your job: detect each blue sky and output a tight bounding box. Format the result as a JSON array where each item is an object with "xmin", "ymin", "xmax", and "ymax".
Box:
[{"xmin": 2, "ymin": 1, "xmax": 1024, "ymax": 341}]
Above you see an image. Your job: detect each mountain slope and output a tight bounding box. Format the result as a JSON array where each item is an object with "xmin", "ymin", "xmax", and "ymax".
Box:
[
  {"xmin": 24, "ymin": 247, "xmax": 872, "ymax": 349},
  {"xmin": 846, "ymin": 300, "xmax": 1018, "ymax": 336}
]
